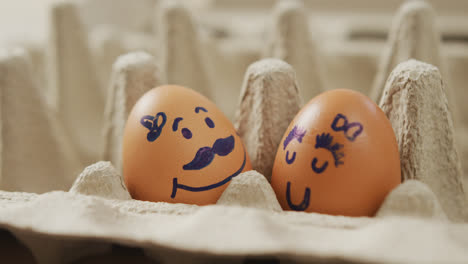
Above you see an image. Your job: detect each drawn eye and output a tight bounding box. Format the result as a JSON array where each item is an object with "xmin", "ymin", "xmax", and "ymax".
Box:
[
  {"xmin": 205, "ymin": 117, "xmax": 215, "ymax": 128},
  {"xmin": 285, "ymin": 151, "xmax": 296, "ymax": 164},
  {"xmin": 311, "ymin": 157, "xmax": 328, "ymax": 174},
  {"xmin": 315, "ymin": 133, "xmax": 344, "ymax": 168},
  {"xmin": 182, "ymin": 128, "xmax": 192, "ymax": 139}
]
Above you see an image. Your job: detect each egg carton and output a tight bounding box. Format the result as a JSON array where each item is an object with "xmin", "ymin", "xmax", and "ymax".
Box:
[{"xmin": 0, "ymin": 0, "xmax": 467, "ymax": 263}]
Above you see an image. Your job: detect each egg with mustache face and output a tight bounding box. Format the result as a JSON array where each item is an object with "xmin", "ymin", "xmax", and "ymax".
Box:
[{"xmin": 123, "ymin": 85, "xmax": 252, "ymax": 205}]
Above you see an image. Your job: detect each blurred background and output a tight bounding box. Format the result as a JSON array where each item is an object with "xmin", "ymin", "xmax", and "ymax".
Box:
[
  {"xmin": 0, "ymin": 0, "xmax": 467, "ymax": 184},
  {"xmin": 1, "ymin": 0, "xmax": 467, "ymax": 45}
]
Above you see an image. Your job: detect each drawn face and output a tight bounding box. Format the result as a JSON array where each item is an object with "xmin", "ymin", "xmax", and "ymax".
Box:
[
  {"xmin": 123, "ymin": 85, "xmax": 252, "ymax": 205},
  {"xmin": 278, "ymin": 114, "xmax": 360, "ymax": 211},
  {"xmin": 270, "ymin": 89, "xmax": 401, "ymax": 217}
]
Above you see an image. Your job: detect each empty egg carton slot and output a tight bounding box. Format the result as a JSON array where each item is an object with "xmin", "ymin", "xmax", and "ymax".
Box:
[{"xmin": 0, "ymin": 0, "xmax": 467, "ymax": 263}]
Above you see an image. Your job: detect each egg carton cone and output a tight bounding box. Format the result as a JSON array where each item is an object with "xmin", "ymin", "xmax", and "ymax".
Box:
[
  {"xmin": 235, "ymin": 59, "xmax": 302, "ymax": 181},
  {"xmin": 0, "ymin": 48, "xmax": 83, "ymax": 193},
  {"xmin": 263, "ymin": 0, "xmax": 325, "ymax": 102},
  {"xmin": 101, "ymin": 51, "xmax": 164, "ymax": 172},
  {"xmin": 379, "ymin": 59, "xmax": 467, "ymax": 221},
  {"xmin": 47, "ymin": 1, "xmax": 105, "ymax": 164},
  {"xmin": 370, "ymin": 0, "xmax": 461, "ymax": 128},
  {"xmin": 0, "ymin": 0, "xmax": 468, "ymax": 263},
  {"xmin": 157, "ymin": 1, "xmax": 213, "ymax": 100}
]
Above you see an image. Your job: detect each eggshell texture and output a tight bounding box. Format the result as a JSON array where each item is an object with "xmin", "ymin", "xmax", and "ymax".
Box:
[
  {"xmin": 123, "ymin": 85, "xmax": 252, "ymax": 205},
  {"xmin": 270, "ymin": 89, "xmax": 401, "ymax": 216}
]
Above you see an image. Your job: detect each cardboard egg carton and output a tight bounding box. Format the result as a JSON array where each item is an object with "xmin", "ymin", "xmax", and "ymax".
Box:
[{"xmin": 0, "ymin": 0, "xmax": 467, "ymax": 263}]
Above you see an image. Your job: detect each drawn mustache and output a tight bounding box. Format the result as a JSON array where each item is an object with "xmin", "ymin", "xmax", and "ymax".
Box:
[{"xmin": 183, "ymin": 135, "xmax": 235, "ymax": 170}]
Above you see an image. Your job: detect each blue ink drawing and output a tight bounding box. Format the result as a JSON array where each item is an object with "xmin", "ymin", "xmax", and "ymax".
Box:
[
  {"xmin": 195, "ymin": 106, "xmax": 208, "ymax": 113},
  {"xmin": 140, "ymin": 112, "xmax": 167, "ymax": 142},
  {"xmin": 183, "ymin": 135, "xmax": 235, "ymax": 170},
  {"xmin": 285, "ymin": 151, "xmax": 296, "ymax": 164},
  {"xmin": 286, "ymin": 181, "xmax": 310, "ymax": 211},
  {"xmin": 172, "ymin": 117, "xmax": 183, "ymax": 131},
  {"xmin": 311, "ymin": 157, "xmax": 328, "ymax": 174},
  {"xmin": 331, "ymin": 113, "xmax": 363, "ymax": 141},
  {"xmin": 205, "ymin": 117, "xmax": 215, "ymax": 128},
  {"xmin": 171, "ymin": 144, "xmax": 246, "ymax": 198},
  {"xmin": 315, "ymin": 133, "xmax": 344, "ymax": 168},
  {"xmin": 181, "ymin": 128, "xmax": 192, "ymax": 139},
  {"xmin": 283, "ymin": 125, "xmax": 306, "ymax": 150}
]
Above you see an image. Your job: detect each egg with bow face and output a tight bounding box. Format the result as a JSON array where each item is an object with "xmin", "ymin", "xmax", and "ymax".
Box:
[
  {"xmin": 270, "ymin": 89, "xmax": 401, "ymax": 216},
  {"xmin": 122, "ymin": 85, "xmax": 252, "ymax": 205}
]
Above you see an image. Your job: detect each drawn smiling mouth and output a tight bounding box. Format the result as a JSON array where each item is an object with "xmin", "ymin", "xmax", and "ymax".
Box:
[
  {"xmin": 171, "ymin": 135, "xmax": 247, "ymax": 199},
  {"xmin": 182, "ymin": 135, "xmax": 235, "ymax": 170}
]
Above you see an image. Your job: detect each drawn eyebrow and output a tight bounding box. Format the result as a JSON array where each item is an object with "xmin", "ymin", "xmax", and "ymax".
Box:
[
  {"xmin": 195, "ymin": 106, "xmax": 208, "ymax": 113},
  {"xmin": 172, "ymin": 117, "xmax": 183, "ymax": 131},
  {"xmin": 283, "ymin": 126, "xmax": 306, "ymax": 150},
  {"xmin": 315, "ymin": 133, "xmax": 344, "ymax": 167}
]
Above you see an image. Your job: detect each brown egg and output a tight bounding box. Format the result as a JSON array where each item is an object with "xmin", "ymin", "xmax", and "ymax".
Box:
[
  {"xmin": 270, "ymin": 89, "xmax": 401, "ymax": 216},
  {"xmin": 123, "ymin": 85, "xmax": 252, "ymax": 205}
]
